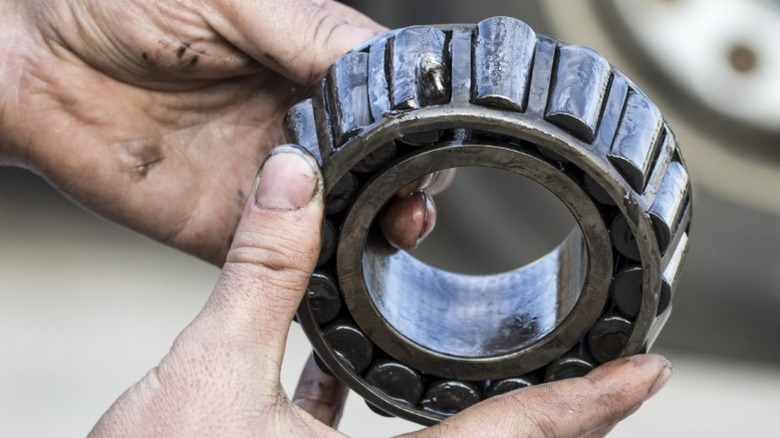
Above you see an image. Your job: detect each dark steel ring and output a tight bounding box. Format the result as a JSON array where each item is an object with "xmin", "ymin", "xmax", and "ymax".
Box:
[{"xmin": 284, "ymin": 17, "xmax": 692, "ymax": 425}]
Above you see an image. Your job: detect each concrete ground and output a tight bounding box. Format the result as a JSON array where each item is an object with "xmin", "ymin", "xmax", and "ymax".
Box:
[{"xmin": 2, "ymin": 169, "xmax": 779, "ymax": 437}]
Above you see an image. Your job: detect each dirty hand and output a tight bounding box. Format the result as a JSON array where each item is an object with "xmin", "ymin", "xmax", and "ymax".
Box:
[
  {"xmin": 0, "ymin": 0, "xmax": 445, "ymax": 265},
  {"xmin": 90, "ymin": 147, "xmax": 672, "ymax": 437}
]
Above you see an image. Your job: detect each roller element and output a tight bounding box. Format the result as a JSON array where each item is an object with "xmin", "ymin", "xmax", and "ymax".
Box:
[
  {"xmin": 420, "ymin": 380, "xmax": 482, "ymax": 416},
  {"xmin": 322, "ymin": 321, "xmax": 374, "ymax": 374},
  {"xmin": 309, "ymin": 80, "xmax": 335, "ymax": 164},
  {"xmin": 610, "ymin": 265, "xmax": 643, "ymax": 318},
  {"xmin": 390, "ymin": 27, "xmax": 451, "ymax": 110},
  {"xmin": 584, "ymin": 174, "xmax": 616, "ymax": 206},
  {"xmin": 449, "ymin": 25, "xmax": 473, "ymax": 105},
  {"xmin": 485, "ymin": 373, "xmax": 541, "ymax": 398},
  {"xmin": 643, "ymin": 309, "xmax": 672, "ymax": 353},
  {"xmin": 397, "ymin": 130, "xmax": 442, "ymax": 146},
  {"xmin": 307, "ymin": 272, "xmax": 342, "ymax": 325},
  {"xmin": 317, "ymin": 219, "xmax": 336, "ymax": 267},
  {"xmin": 526, "ymin": 37, "xmax": 558, "ymax": 114},
  {"xmin": 660, "ymin": 233, "xmax": 689, "ymax": 316},
  {"xmin": 352, "ymin": 142, "xmax": 398, "ymax": 173},
  {"xmin": 544, "ymin": 344, "xmax": 596, "ymax": 382},
  {"xmin": 472, "ymin": 16, "xmax": 536, "ymax": 111},
  {"xmin": 608, "ymin": 91, "xmax": 664, "ymax": 192},
  {"xmin": 326, "ymin": 52, "xmax": 371, "ymax": 145},
  {"xmin": 325, "ymin": 172, "xmax": 358, "ymax": 215},
  {"xmin": 643, "ymin": 126, "xmax": 676, "ymax": 201},
  {"xmin": 366, "ymin": 401, "xmax": 395, "ymax": 418},
  {"xmin": 284, "ymin": 99, "xmax": 321, "ymax": 165},
  {"xmin": 313, "ymin": 351, "xmax": 334, "ymax": 376},
  {"xmin": 546, "ymin": 45, "xmax": 611, "ymax": 143},
  {"xmin": 587, "ymin": 314, "xmax": 633, "ymax": 364},
  {"xmin": 649, "ymin": 161, "xmax": 690, "ymax": 254},
  {"xmin": 594, "ymin": 73, "xmax": 629, "ymax": 151},
  {"xmin": 364, "ymin": 359, "xmax": 424, "ymax": 406},
  {"xmin": 368, "ymin": 39, "xmax": 391, "ymax": 119},
  {"xmin": 610, "ymin": 215, "xmax": 640, "ymax": 261}
]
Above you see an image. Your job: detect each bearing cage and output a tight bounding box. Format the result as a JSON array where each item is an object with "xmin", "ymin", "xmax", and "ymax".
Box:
[{"xmin": 285, "ymin": 18, "xmax": 691, "ymax": 425}]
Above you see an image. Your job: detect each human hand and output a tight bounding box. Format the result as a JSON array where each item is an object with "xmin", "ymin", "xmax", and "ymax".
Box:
[
  {"xmin": 0, "ymin": 0, "xmax": 444, "ymax": 264},
  {"xmin": 90, "ymin": 146, "xmax": 672, "ymax": 437}
]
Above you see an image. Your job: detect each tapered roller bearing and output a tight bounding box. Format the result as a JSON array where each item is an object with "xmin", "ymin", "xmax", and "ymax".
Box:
[{"xmin": 285, "ymin": 16, "xmax": 692, "ymax": 425}]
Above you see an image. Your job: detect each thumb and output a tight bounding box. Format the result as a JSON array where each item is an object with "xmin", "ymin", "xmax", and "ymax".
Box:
[
  {"xmin": 206, "ymin": 0, "xmax": 383, "ymax": 84},
  {"xmin": 201, "ymin": 145, "xmax": 324, "ymax": 367},
  {"xmin": 415, "ymin": 355, "xmax": 673, "ymax": 438}
]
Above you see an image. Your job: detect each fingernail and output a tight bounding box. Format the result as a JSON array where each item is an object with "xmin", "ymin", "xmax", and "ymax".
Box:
[
  {"xmin": 415, "ymin": 191, "xmax": 437, "ymax": 247},
  {"xmin": 648, "ymin": 364, "xmax": 673, "ymax": 399},
  {"xmin": 396, "ymin": 174, "xmax": 435, "ymax": 198},
  {"xmin": 255, "ymin": 145, "xmax": 321, "ymax": 210}
]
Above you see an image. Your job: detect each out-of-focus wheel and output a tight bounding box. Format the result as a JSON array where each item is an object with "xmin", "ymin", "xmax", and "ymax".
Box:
[
  {"xmin": 543, "ymin": 0, "xmax": 780, "ymax": 216},
  {"xmin": 285, "ymin": 16, "xmax": 692, "ymax": 425}
]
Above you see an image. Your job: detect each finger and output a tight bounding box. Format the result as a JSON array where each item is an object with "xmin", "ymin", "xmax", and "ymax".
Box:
[
  {"xmin": 412, "ymin": 355, "xmax": 673, "ymax": 438},
  {"xmin": 427, "ymin": 168, "xmax": 456, "ymax": 196},
  {"xmin": 396, "ymin": 174, "xmax": 436, "ymax": 198},
  {"xmin": 205, "ymin": 0, "xmax": 384, "ymax": 84},
  {"xmin": 316, "ymin": 0, "xmax": 385, "ymax": 30},
  {"xmin": 583, "ymin": 424, "xmax": 617, "ymax": 438},
  {"xmin": 379, "ymin": 191, "xmax": 437, "ymax": 251},
  {"xmin": 293, "ymin": 354, "xmax": 349, "ymax": 428},
  {"xmin": 198, "ymin": 145, "xmax": 324, "ymax": 368}
]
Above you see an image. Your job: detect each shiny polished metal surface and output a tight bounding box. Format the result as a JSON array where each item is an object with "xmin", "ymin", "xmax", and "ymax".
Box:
[{"xmin": 284, "ymin": 17, "xmax": 692, "ymax": 425}]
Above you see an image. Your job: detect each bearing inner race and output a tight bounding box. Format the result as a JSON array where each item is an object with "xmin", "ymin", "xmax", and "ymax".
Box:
[{"xmin": 337, "ymin": 141, "xmax": 612, "ymax": 379}]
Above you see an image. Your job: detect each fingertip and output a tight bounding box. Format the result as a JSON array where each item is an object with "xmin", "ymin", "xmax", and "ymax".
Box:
[
  {"xmin": 254, "ymin": 145, "xmax": 322, "ymax": 211},
  {"xmin": 379, "ymin": 191, "xmax": 436, "ymax": 251}
]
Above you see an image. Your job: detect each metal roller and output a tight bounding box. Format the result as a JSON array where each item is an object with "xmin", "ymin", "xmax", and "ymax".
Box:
[
  {"xmin": 420, "ymin": 380, "xmax": 482, "ymax": 416},
  {"xmin": 305, "ymin": 272, "xmax": 342, "ymax": 325},
  {"xmin": 324, "ymin": 172, "xmax": 358, "ymax": 215},
  {"xmin": 321, "ymin": 321, "xmax": 374, "ymax": 374},
  {"xmin": 364, "ymin": 359, "xmax": 425, "ymax": 406},
  {"xmin": 587, "ymin": 313, "xmax": 635, "ymax": 364},
  {"xmin": 317, "ymin": 219, "xmax": 336, "ymax": 267},
  {"xmin": 485, "ymin": 372, "xmax": 542, "ymax": 398},
  {"xmin": 544, "ymin": 343, "xmax": 597, "ymax": 382},
  {"xmin": 286, "ymin": 17, "xmax": 692, "ymax": 425}
]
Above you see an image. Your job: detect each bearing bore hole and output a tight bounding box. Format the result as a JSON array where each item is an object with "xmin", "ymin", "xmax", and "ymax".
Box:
[
  {"xmin": 411, "ymin": 167, "xmax": 577, "ymax": 275},
  {"xmin": 361, "ymin": 165, "xmax": 587, "ymax": 358}
]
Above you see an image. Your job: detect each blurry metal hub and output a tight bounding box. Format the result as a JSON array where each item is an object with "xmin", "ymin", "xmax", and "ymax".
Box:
[{"xmin": 284, "ymin": 17, "xmax": 692, "ymax": 425}]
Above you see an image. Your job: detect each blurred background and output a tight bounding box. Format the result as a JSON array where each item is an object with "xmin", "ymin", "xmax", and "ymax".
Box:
[{"xmin": 2, "ymin": 0, "xmax": 780, "ymax": 436}]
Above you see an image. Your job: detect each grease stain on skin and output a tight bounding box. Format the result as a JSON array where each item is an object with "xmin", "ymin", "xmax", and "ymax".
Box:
[{"xmin": 176, "ymin": 42, "xmax": 191, "ymax": 60}]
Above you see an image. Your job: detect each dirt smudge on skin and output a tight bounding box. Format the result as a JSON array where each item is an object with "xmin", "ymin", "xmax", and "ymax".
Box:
[{"xmin": 176, "ymin": 42, "xmax": 191, "ymax": 60}]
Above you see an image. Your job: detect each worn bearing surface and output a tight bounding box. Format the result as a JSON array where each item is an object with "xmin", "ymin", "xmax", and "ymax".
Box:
[{"xmin": 284, "ymin": 17, "xmax": 692, "ymax": 425}]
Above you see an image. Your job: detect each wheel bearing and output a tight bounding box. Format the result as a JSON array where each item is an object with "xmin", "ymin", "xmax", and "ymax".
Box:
[{"xmin": 284, "ymin": 16, "xmax": 691, "ymax": 425}]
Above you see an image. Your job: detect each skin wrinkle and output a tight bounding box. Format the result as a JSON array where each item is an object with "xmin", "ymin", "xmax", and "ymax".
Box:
[
  {"xmin": 307, "ymin": 13, "xmax": 347, "ymax": 84},
  {"xmin": 157, "ymin": 112, "xmax": 262, "ymax": 259}
]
